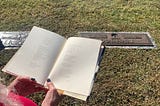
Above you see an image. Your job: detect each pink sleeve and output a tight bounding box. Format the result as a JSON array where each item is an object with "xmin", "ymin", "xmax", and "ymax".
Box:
[{"xmin": 8, "ymin": 92, "xmax": 38, "ymax": 106}]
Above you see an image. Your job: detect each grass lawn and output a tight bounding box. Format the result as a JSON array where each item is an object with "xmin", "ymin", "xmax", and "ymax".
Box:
[{"xmin": 0, "ymin": 0, "xmax": 160, "ymax": 105}]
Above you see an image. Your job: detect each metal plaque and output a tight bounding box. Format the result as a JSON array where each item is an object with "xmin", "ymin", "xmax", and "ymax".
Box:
[
  {"xmin": 79, "ymin": 32, "xmax": 156, "ymax": 49},
  {"xmin": 0, "ymin": 31, "xmax": 29, "ymax": 50}
]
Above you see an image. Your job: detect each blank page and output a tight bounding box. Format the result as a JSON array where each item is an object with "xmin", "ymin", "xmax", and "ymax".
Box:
[
  {"xmin": 2, "ymin": 26, "xmax": 66, "ymax": 84},
  {"xmin": 49, "ymin": 37, "xmax": 102, "ymax": 95}
]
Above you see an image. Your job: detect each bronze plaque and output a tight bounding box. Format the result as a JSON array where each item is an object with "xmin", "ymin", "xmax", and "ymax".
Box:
[{"xmin": 79, "ymin": 32, "xmax": 156, "ymax": 48}]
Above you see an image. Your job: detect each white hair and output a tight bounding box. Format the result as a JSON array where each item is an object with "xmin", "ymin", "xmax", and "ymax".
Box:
[{"xmin": 0, "ymin": 83, "xmax": 22, "ymax": 106}]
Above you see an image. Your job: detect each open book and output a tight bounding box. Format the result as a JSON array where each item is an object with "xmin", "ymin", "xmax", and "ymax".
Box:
[{"xmin": 2, "ymin": 26, "xmax": 102, "ymax": 101}]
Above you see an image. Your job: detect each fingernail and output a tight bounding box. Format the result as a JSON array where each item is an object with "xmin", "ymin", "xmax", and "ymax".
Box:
[
  {"xmin": 47, "ymin": 78, "xmax": 51, "ymax": 82},
  {"xmin": 31, "ymin": 78, "xmax": 36, "ymax": 81}
]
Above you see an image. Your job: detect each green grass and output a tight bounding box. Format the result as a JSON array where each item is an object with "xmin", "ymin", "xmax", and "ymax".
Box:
[{"xmin": 0, "ymin": 0, "xmax": 160, "ymax": 105}]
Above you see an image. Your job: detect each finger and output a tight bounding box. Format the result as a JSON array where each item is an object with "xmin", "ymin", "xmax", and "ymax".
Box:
[
  {"xmin": 16, "ymin": 76, "xmax": 30, "ymax": 80},
  {"xmin": 46, "ymin": 79, "xmax": 55, "ymax": 90},
  {"xmin": 46, "ymin": 79, "xmax": 64, "ymax": 95},
  {"xmin": 17, "ymin": 77, "xmax": 37, "ymax": 84},
  {"xmin": 30, "ymin": 78, "xmax": 36, "ymax": 82}
]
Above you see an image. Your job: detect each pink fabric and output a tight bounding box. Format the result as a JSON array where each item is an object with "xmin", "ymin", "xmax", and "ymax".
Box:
[
  {"xmin": 8, "ymin": 92, "xmax": 38, "ymax": 106},
  {"xmin": 0, "ymin": 103, "xmax": 3, "ymax": 106}
]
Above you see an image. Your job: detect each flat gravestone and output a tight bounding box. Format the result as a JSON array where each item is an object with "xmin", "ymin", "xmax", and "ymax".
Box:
[
  {"xmin": 0, "ymin": 31, "xmax": 157, "ymax": 50},
  {"xmin": 0, "ymin": 31, "xmax": 29, "ymax": 49},
  {"xmin": 79, "ymin": 32, "xmax": 156, "ymax": 49}
]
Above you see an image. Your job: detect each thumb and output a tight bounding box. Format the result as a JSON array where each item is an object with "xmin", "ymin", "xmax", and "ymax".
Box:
[
  {"xmin": 46, "ymin": 79, "xmax": 63, "ymax": 95},
  {"xmin": 46, "ymin": 79, "xmax": 55, "ymax": 90}
]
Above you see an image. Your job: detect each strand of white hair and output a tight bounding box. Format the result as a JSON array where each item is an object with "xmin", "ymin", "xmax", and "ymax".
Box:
[{"xmin": 0, "ymin": 82, "xmax": 22, "ymax": 106}]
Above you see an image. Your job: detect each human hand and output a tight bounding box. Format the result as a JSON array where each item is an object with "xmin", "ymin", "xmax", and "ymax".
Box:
[
  {"xmin": 42, "ymin": 79, "xmax": 62, "ymax": 106},
  {"xmin": 7, "ymin": 76, "xmax": 47, "ymax": 96}
]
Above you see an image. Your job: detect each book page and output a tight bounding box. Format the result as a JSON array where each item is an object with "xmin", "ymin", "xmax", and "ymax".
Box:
[
  {"xmin": 63, "ymin": 90, "xmax": 88, "ymax": 101},
  {"xmin": 2, "ymin": 26, "xmax": 66, "ymax": 84},
  {"xmin": 48, "ymin": 37, "xmax": 102, "ymax": 96}
]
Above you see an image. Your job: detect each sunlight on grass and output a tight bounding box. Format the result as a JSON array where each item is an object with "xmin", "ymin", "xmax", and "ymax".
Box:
[{"xmin": 0, "ymin": 0, "xmax": 160, "ymax": 105}]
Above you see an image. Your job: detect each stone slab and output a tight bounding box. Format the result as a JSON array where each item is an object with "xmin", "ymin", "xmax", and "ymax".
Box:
[{"xmin": 79, "ymin": 32, "xmax": 156, "ymax": 49}]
